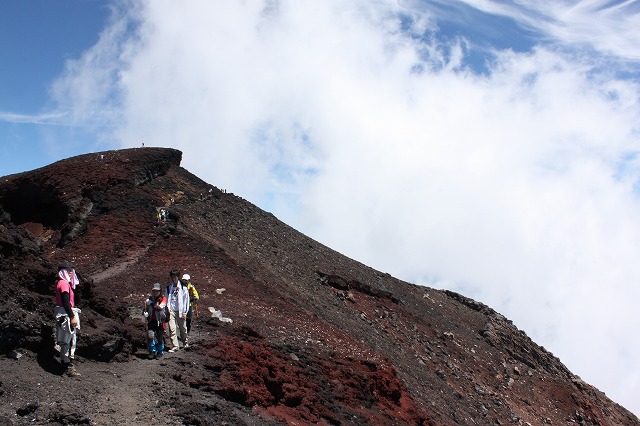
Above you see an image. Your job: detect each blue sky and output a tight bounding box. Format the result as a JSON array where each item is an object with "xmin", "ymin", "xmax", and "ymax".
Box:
[
  {"xmin": 2, "ymin": 0, "xmax": 640, "ymax": 416},
  {"xmin": 0, "ymin": 0, "xmax": 111, "ymax": 176}
]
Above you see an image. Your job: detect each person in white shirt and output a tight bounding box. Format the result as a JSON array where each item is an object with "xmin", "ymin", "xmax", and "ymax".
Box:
[{"xmin": 164, "ymin": 269, "xmax": 190, "ymax": 352}]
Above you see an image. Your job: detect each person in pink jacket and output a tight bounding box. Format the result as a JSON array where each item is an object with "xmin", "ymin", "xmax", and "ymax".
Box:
[{"xmin": 54, "ymin": 261, "xmax": 81, "ymax": 377}]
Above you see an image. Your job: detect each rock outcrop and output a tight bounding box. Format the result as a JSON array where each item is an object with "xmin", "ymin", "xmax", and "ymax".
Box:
[{"xmin": 0, "ymin": 148, "xmax": 637, "ymax": 425}]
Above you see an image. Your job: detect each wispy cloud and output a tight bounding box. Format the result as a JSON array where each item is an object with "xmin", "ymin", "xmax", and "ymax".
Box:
[
  {"xmin": 450, "ymin": 0, "xmax": 640, "ymax": 60},
  {"xmin": 49, "ymin": 0, "xmax": 640, "ymax": 415},
  {"xmin": 0, "ymin": 111, "xmax": 70, "ymax": 125}
]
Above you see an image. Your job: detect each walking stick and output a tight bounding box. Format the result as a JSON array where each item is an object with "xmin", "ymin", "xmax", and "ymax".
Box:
[
  {"xmin": 194, "ymin": 303, "xmax": 199, "ymax": 340},
  {"xmin": 143, "ymin": 304, "xmax": 149, "ymax": 354}
]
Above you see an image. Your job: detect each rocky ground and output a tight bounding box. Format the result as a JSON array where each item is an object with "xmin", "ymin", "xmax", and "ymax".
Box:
[{"xmin": 0, "ymin": 148, "xmax": 637, "ymax": 425}]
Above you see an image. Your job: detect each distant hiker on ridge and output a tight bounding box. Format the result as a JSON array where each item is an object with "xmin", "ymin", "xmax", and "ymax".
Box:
[
  {"xmin": 165, "ymin": 269, "xmax": 190, "ymax": 352},
  {"xmin": 182, "ymin": 273, "xmax": 199, "ymax": 334},
  {"xmin": 156, "ymin": 208, "xmax": 167, "ymax": 225},
  {"xmin": 53, "ymin": 261, "xmax": 81, "ymax": 377},
  {"xmin": 144, "ymin": 283, "xmax": 167, "ymax": 359}
]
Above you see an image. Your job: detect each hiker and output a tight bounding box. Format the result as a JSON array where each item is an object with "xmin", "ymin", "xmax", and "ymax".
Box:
[
  {"xmin": 182, "ymin": 274, "xmax": 199, "ymax": 334},
  {"xmin": 165, "ymin": 269, "xmax": 190, "ymax": 352},
  {"xmin": 53, "ymin": 261, "xmax": 81, "ymax": 377},
  {"xmin": 157, "ymin": 208, "xmax": 167, "ymax": 224},
  {"xmin": 144, "ymin": 283, "xmax": 167, "ymax": 359}
]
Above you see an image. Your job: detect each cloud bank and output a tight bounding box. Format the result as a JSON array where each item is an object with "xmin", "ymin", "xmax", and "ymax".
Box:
[{"xmin": 51, "ymin": 0, "xmax": 640, "ymax": 415}]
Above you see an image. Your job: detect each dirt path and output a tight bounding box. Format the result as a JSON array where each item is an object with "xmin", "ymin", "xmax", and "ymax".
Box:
[
  {"xmin": 0, "ymin": 351, "xmax": 188, "ymax": 425},
  {"xmin": 90, "ymin": 246, "xmax": 152, "ymax": 284},
  {"xmin": 0, "ymin": 312, "xmax": 249, "ymax": 426},
  {"xmin": 83, "ymin": 358, "xmax": 178, "ymax": 425}
]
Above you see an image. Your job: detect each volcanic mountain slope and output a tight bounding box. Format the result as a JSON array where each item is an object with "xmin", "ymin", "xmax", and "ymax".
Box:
[{"xmin": 0, "ymin": 148, "xmax": 637, "ymax": 425}]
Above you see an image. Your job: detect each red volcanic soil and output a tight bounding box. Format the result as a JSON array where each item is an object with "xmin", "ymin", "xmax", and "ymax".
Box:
[{"xmin": 0, "ymin": 148, "xmax": 637, "ymax": 425}]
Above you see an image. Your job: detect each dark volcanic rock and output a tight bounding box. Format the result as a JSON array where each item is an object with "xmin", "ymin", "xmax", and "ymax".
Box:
[{"xmin": 0, "ymin": 147, "xmax": 637, "ymax": 425}]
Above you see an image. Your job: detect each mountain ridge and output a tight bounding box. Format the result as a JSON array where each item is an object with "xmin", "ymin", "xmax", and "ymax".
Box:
[{"xmin": 0, "ymin": 147, "xmax": 636, "ymax": 425}]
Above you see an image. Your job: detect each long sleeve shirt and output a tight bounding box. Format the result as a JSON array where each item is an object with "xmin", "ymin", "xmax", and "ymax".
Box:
[{"xmin": 165, "ymin": 281, "xmax": 190, "ymax": 317}]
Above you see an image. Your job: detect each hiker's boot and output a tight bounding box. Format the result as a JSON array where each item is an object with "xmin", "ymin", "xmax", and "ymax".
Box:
[{"xmin": 65, "ymin": 364, "xmax": 81, "ymax": 377}]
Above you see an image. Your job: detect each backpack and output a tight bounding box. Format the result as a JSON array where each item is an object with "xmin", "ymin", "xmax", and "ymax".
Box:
[{"xmin": 149, "ymin": 295, "xmax": 170, "ymax": 324}]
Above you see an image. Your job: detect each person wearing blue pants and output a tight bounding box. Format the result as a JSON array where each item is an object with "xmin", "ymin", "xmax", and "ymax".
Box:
[{"xmin": 144, "ymin": 283, "xmax": 167, "ymax": 359}]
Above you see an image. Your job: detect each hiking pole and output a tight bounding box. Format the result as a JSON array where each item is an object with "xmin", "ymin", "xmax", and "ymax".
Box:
[
  {"xmin": 144, "ymin": 316, "xmax": 148, "ymax": 355},
  {"xmin": 194, "ymin": 303, "xmax": 199, "ymax": 340}
]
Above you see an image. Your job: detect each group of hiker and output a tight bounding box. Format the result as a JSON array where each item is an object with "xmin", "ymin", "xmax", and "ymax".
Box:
[
  {"xmin": 144, "ymin": 269, "xmax": 199, "ymax": 359},
  {"xmin": 53, "ymin": 263, "xmax": 200, "ymax": 377}
]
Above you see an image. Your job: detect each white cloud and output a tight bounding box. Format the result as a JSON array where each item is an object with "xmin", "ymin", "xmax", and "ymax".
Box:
[
  {"xmin": 51, "ymin": 0, "xmax": 640, "ymax": 416},
  {"xmin": 0, "ymin": 111, "xmax": 70, "ymax": 125},
  {"xmin": 450, "ymin": 0, "xmax": 640, "ymax": 60}
]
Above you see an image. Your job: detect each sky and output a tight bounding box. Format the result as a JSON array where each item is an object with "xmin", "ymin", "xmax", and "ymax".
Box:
[{"xmin": 2, "ymin": 0, "xmax": 640, "ymax": 416}]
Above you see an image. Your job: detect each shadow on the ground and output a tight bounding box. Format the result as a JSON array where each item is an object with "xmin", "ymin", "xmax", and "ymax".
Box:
[{"xmin": 37, "ymin": 327, "xmax": 64, "ymax": 376}]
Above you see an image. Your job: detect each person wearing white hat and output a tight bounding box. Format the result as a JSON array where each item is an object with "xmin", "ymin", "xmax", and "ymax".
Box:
[{"xmin": 182, "ymin": 274, "xmax": 199, "ymax": 337}]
